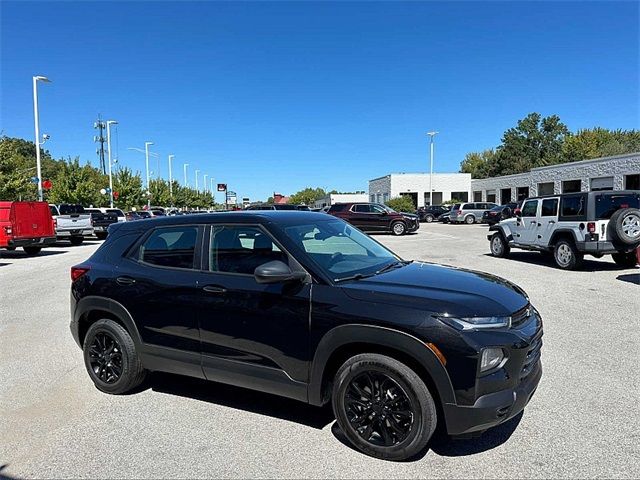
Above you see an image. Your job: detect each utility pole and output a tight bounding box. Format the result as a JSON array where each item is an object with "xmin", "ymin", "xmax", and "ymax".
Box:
[
  {"xmin": 94, "ymin": 116, "xmax": 107, "ymax": 174},
  {"xmin": 106, "ymin": 120, "xmax": 118, "ymax": 208},
  {"xmin": 168, "ymin": 155, "xmax": 174, "ymax": 200},
  {"xmin": 144, "ymin": 142, "xmax": 153, "ymax": 209},
  {"xmin": 426, "ymin": 131, "xmax": 439, "ymax": 206}
]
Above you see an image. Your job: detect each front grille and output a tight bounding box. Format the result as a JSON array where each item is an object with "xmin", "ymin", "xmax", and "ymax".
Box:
[
  {"xmin": 520, "ymin": 335, "xmax": 543, "ymax": 380},
  {"xmin": 511, "ymin": 305, "xmax": 532, "ymax": 327}
]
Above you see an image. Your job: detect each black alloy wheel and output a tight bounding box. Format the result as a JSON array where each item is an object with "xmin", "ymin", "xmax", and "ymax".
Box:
[
  {"xmin": 344, "ymin": 371, "xmax": 414, "ymax": 447},
  {"xmin": 88, "ymin": 332, "xmax": 123, "ymax": 384}
]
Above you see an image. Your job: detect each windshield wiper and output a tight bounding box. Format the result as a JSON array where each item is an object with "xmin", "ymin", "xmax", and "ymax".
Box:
[
  {"xmin": 375, "ymin": 260, "xmax": 412, "ymax": 275},
  {"xmin": 334, "ymin": 273, "xmax": 374, "ymax": 283}
]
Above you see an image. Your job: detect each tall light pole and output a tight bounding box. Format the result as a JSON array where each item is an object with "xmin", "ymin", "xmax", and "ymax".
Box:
[
  {"xmin": 183, "ymin": 163, "xmax": 189, "ymax": 186},
  {"xmin": 203, "ymin": 174, "xmax": 208, "ymax": 193},
  {"xmin": 168, "ymin": 155, "xmax": 174, "ymax": 200},
  {"xmin": 210, "ymin": 178, "xmax": 215, "ymax": 204},
  {"xmin": 195, "ymin": 170, "xmax": 200, "ymax": 191},
  {"xmin": 106, "ymin": 120, "xmax": 118, "ymax": 207},
  {"xmin": 144, "ymin": 141, "xmax": 153, "ymax": 208},
  {"xmin": 33, "ymin": 75, "xmax": 51, "ymax": 201},
  {"xmin": 426, "ymin": 131, "xmax": 439, "ymax": 206}
]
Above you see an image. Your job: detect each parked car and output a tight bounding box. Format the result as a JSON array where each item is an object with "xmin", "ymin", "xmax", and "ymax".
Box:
[
  {"xmin": 245, "ymin": 204, "xmax": 310, "ymax": 211},
  {"xmin": 0, "ymin": 201, "xmax": 56, "ymax": 255},
  {"xmin": 327, "ymin": 202, "xmax": 420, "ymax": 236},
  {"xmin": 488, "ymin": 190, "xmax": 640, "ymax": 269},
  {"xmin": 450, "ymin": 202, "xmax": 498, "ymax": 224},
  {"xmin": 49, "ymin": 204, "xmax": 93, "ymax": 245},
  {"xmin": 101, "ymin": 208, "xmax": 127, "ymax": 223},
  {"xmin": 136, "ymin": 211, "xmax": 152, "ymax": 219},
  {"xmin": 125, "ymin": 211, "xmax": 142, "ymax": 221},
  {"xmin": 481, "ymin": 203, "xmax": 520, "ymax": 226},
  {"xmin": 70, "ymin": 211, "xmax": 542, "ymax": 461},
  {"xmin": 84, "ymin": 208, "xmax": 119, "ymax": 240},
  {"xmin": 417, "ymin": 205, "xmax": 451, "ymax": 223},
  {"xmin": 438, "ymin": 211, "xmax": 451, "ymax": 223}
]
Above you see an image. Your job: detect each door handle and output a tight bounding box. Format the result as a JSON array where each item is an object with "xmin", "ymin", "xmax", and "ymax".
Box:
[
  {"xmin": 116, "ymin": 276, "xmax": 136, "ymax": 286},
  {"xmin": 548, "ymin": 220, "xmax": 556, "ymax": 224},
  {"xmin": 530, "ymin": 221, "xmax": 537, "ymax": 225},
  {"xmin": 203, "ymin": 285, "xmax": 227, "ymax": 294}
]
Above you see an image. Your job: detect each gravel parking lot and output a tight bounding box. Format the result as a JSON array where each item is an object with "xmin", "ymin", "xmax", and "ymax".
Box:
[{"xmin": 1, "ymin": 223, "xmax": 639, "ymax": 479}]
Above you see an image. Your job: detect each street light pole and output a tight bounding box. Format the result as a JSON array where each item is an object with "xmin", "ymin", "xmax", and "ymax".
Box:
[
  {"xmin": 168, "ymin": 155, "xmax": 174, "ymax": 200},
  {"xmin": 106, "ymin": 120, "xmax": 118, "ymax": 207},
  {"xmin": 210, "ymin": 178, "xmax": 215, "ymax": 204},
  {"xmin": 195, "ymin": 170, "xmax": 200, "ymax": 191},
  {"xmin": 32, "ymin": 75, "xmax": 51, "ymax": 202},
  {"xmin": 203, "ymin": 174, "xmax": 208, "ymax": 193},
  {"xmin": 426, "ymin": 131, "xmax": 439, "ymax": 206},
  {"xmin": 183, "ymin": 163, "xmax": 189, "ymax": 186},
  {"xmin": 144, "ymin": 141, "xmax": 153, "ymax": 209}
]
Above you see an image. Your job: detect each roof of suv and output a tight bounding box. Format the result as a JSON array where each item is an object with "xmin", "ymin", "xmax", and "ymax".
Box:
[
  {"xmin": 113, "ymin": 210, "xmax": 331, "ymax": 233},
  {"xmin": 523, "ymin": 189, "xmax": 640, "ymax": 201}
]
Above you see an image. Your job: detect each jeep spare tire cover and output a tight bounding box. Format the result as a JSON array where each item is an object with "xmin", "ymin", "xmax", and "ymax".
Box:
[{"xmin": 609, "ymin": 208, "xmax": 640, "ymax": 246}]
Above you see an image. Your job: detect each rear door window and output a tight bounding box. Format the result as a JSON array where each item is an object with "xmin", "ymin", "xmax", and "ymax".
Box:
[
  {"xmin": 595, "ymin": 193, "xmax": 640, "ymax": 219},
  {"xmin": 58, "ymin": 204, "xmax": 85, "ymax": 215},
  {"xmin": 328, "ymin": 204, "xmax": 348, "ymax": 212},
  {"xmin": 541, "ymin": 199, "xmax": 559, "ymax": 216},
  {"xmin": 139, "ymin": 226, "xmax": 199, "ymax": 269},
  {"xmin": 354, "ymin": 204, "xmax": 372, "ymax": 213}
]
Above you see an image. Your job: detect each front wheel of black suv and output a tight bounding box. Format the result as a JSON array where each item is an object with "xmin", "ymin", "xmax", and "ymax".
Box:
[
  {"xmin": 553, "ymin": 239, "xmax": 583, "ymax": 270},
  {"xmin": 611, "ymin": 251, "xmax": 638, "ymax": 268},
  {"xmin": 332, "ymin": 354, "xmax": 437, "ymax": 461},
  {"xmin": 391, "ymin": 222, "xmax": 407, "ymax": 236},
  {"xmin": 83, "ymin": 319, "xmax": 147, "ymax": 394}
]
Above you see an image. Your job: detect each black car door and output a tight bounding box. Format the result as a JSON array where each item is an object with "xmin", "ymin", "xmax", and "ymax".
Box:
[
  {"xmin": 109, "ymin": 224, "xmax": 204, "ymax": 377},
  {"xmin": 193, "ymin": 224, "xmax": 311, "ymax": 401}
]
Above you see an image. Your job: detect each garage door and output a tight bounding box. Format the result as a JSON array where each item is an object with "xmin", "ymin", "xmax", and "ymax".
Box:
[{"xmin": 590, "ymin": 177, "xmax": 614, "ymax": 191}]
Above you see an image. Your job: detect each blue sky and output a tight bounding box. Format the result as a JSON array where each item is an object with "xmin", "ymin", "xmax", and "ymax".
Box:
[{"xmin": 1, "ymin": 1, "xmax": 638, "ymax": 201}]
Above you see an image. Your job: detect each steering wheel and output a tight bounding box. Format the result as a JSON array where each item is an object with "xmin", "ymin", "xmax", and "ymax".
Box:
[{"xmin": 328, "ymin": 252, "xmax": 345, "ymax": 266}]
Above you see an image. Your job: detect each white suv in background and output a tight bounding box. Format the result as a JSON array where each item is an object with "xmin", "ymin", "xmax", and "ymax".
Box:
[
  {"xmin": 451, "ymin": 202, "xmax": 498, "ymax": 224},
  {"xmin": 487, "ymin": 190, "xmax": 640, "ymax": 270}
]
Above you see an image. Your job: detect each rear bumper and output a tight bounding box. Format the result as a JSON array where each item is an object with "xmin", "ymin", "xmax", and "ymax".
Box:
[
  {"xmin": 57, "ymin": 229, "xmax": 94, "ymax": 237},
  {"xmin": 443, "ymin": 360, "xmax": 542, "ymax": 435},
  {"xmin": 576, "ymin": 240, "xmax": 634, "ymax": 254},
  {"xmin": 7, "ymin": 236, "xmax": 56, "ymax": 248}
]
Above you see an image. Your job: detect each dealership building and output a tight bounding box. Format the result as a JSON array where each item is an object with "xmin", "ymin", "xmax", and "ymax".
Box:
[{"xmin": 368, "ymin": 152, "xmax": 640, "ymax": 207}]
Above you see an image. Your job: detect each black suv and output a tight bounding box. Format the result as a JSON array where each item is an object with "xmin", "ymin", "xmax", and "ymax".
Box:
[
  {"xmin": 417, "ymin": 205, "xmax": 451, "ymax": 223},
  {"xmin": 71, "ymin": 211, "xmax": 542, "ymax": 461}
]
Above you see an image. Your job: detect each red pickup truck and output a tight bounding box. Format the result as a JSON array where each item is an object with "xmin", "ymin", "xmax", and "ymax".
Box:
[{"xmin": 0, "ymin": 201, "xmax": 57, "ymax": 255}]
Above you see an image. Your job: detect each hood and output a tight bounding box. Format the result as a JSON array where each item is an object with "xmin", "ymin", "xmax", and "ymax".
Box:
[
  {"xmin": 341, "ymin": 262, "xmax": 528, "ymax": 317},
  {"xmin": 400, "ymin": 212, "xmax": 418, "ymax": 219}
]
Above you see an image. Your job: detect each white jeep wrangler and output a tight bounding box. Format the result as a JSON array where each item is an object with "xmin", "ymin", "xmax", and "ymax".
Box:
[{"xmin": 488, "ymin": 190, "xmax": 640, "ymax": 270}]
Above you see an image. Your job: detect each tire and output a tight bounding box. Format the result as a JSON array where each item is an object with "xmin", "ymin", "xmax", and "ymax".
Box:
[
  {"xmin": 391, "ymin": 222, "xmax": 407, "ymax": 236},
  {"xmin": 611, "ymin": 251, "xmax": 638, "ymax": 268},
  {"xmin": 609, "ymin": 208, "xmax": 640, "ymax": 246},
  {"xmin": 490, "ymin": 232, "xmax": 510, "ymax": 258},
  {"xmin": 5, "ymin": 246, "xmax": 16, "ymax": 251},
  {"xmin": 553, "ymin": 239, "xmax": 583, "ymax": 270},
  {"xmin": 83, "ymin": 319, "xmax": 147, "ymax": 394},
  {"xmin": 70, "ymin": 236, "xmax": 84, "ymax": 246},
  {"xmin": 464, "ymin": 215, "xmax": 475, "ymax": 224},
  {"xmin": 425, "ymin": 214, "xmax": 434, "ymax": 223},
  {"xmin": 95, "ymin": 232, "xmax": 108, "ymax": 240},
  {"xmin": 332, "ymin": 354, "xmax": 437, "ymax": 461},
  {"xmin": 23, "ymin": 246, "xmax": 41, "ymax": 256}
]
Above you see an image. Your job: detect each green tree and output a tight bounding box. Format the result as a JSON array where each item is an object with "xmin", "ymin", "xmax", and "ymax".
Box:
[
  {"xmin": 493, "ymin": 113, "xmax": 570, "ymax": 176},
  {"xmin": 288, "ymin": 187, "xmax": 326, "ymax": 206},
  {"xmin": 47, "ymin": 157, "xmax": 107, "ymax": 206},
  {"xmin": 149, "ymin": 178, "xmax": 171, "ymax": 206},
  {"xmin": 113, "ymin": 167, "xmax": 144, "ymax": 210},
  {"xmin": 459, "ymin": 150, "xmax": 496, "ymax": 179},
  {"xmin": 562, "ymin": 128, "xmax": 640, "ymax": 161},
  {"xmin": 385, "ymin": 196, "xmax": 416, "ymax": 213}
]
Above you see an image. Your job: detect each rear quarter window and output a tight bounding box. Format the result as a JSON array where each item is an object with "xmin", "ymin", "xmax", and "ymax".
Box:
[{"xmin": 328, "ymin": 204, "xmax": 348, "ymax": 212}]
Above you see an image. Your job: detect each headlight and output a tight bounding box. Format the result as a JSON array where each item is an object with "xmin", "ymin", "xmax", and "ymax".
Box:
[
  {"xmin": 438, "ymin": 315, "xmax": 511, "ymax": 331},
  {"xmin": 480, "ymin": 348, "xmax": 505, "ymax": 372}
]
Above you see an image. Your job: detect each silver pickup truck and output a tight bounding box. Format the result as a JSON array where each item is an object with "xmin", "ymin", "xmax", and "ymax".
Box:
[{"xmin": 49, "ymin": 204, "xmax": 94, "ymax": 245}]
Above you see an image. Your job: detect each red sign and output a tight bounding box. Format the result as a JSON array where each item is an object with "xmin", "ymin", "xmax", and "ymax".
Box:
[
  {"xmin": 217, "ymin": 183, "xmax": 227, "ymax": 192},
  {"xmin": 113, "ymin": 191, "xmax": 119, "ymax": 200},
  {"xmin": 42, "ymin": 179, "xmax": 52, "ymax": 190}
]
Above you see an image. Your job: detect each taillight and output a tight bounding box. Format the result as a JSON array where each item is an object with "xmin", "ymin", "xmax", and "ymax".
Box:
[
  {"xmin": 71, "ymin": 265, "xmax": 90, "ymax": 282},
  {"xmin": 587, "ymin": 222, "xmax": 596, "ymax": 233},
  {"xmin": 53, "ymin": 218, "xmax": 57, "ymax": 228},
  {"xmin": 3, "ymin": 226, "xmax": 12, "ymax": 235}
]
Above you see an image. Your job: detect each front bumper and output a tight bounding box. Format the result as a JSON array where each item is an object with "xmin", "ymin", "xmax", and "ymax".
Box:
[
  {"xmin": 7, "ymin": 236, "xmax": 57, "ymax": 248},
  {"xmin": 443, "ymin": 359, "xmax": 542, "ymax": 435}
]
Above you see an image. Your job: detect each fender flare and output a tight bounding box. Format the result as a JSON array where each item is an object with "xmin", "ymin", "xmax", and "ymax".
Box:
[
  {"xmin": 549, "ymin": 229, "xmax": 579, "ymax": 246},
  {"xmin": 488, "ymin": 224, "xmax": 513, "ymax": 243},
  {"xmin": 72, "ymin": 295, "xmax": 143, "ymax": 348},
  {"xmin": 307, "ymin": 324, "xmax": 456, "ymax": 407}
]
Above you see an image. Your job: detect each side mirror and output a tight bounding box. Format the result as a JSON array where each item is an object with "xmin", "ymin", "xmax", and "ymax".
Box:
[
  {"xmin": 254, "ymin": 260, "xmax": 306, "ymax": 284},
  {"xmin": 380, "ymin": 210, "xmax": 388, "ymax": 215},
  {"xmin": 514, "ymin": 208, "xmax": 522, "ymax": 218}
]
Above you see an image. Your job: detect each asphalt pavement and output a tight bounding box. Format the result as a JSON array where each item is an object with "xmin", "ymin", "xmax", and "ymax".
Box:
[{"xmin": 1, "ymin": 225, "xmax": 639, "ymax": 479}]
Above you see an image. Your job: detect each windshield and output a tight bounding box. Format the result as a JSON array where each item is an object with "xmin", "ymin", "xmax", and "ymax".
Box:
[{"xmin": 283, "ymin": 220, "xmax": 399, "ymax": 280}]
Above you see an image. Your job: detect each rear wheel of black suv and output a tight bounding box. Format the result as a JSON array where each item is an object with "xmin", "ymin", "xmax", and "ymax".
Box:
[
  {"xmin": 553, "ymin": 239, "xmax": 583, "ymax": 270},
  {"xmin": 332, "ymin": 354, "xmax": 437, "ymax": 461},
  {"xmin": 83, "ymin": 319, "xmax": 147, "ymax": 394},
  {"xmin": 611, "ymin": 251, "xmax": 638, "ymax": 268}
]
